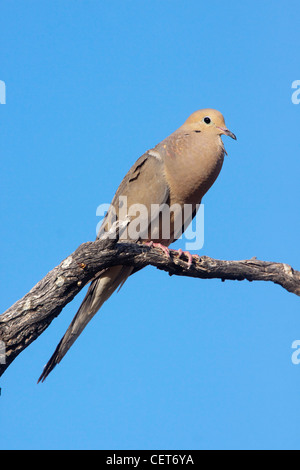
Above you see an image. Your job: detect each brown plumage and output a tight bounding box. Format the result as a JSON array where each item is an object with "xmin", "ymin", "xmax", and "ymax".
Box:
[{"xmin": 38, "ymin": 109, "xmax": 236, "ymax": 382}]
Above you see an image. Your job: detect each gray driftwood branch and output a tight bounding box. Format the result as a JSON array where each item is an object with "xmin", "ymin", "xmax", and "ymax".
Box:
[{"xmin": 1, "ymin": 236, "xmax": 299, "ymax": 378}]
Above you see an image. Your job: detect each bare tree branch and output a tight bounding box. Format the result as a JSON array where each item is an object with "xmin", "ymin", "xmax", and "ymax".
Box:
[{"xmin": 0, "ymin": 236, "xmax": 299, "ymax": 377}]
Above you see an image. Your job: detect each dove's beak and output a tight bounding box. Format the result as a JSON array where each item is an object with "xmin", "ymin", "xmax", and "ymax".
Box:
[{"xmin": 217, "ymin": 126, "xmax": 237, "ymax": 140}]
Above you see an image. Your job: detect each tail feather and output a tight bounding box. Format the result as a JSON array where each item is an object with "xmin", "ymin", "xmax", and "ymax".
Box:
[{"xmin": 38, "ymin": 265, "xmax": 133, "ymax": 382}]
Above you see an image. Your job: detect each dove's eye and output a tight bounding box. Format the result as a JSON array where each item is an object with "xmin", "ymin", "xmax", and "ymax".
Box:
[{"xmin": 203, "ymin": 116, "xmax": 211, "ymax": 124}]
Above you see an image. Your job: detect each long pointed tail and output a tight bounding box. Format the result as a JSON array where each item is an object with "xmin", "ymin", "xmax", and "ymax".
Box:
[{"xmin": 38, "ymin": 265, "xmax": 133, "ymax": 382}]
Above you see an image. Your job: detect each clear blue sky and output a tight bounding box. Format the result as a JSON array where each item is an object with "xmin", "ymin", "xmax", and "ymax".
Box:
[{"xmin": 1, "ymin": 0, "xmax": 300, "ymax": 450}]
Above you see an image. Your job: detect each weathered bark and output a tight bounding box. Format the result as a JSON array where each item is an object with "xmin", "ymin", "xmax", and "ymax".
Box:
[{"xmin": 0, "ymin": 236, "xmax": 299, "ymax": 377}]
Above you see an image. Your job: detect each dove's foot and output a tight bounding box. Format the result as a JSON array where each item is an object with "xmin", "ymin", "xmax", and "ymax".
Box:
[
  {"xmin": 143, "ymin": 241, "xmax": 171, "ymax": 258},
  {"xmin": 176, "ymin": 249, "xmax": 200, "ymax": 269}
]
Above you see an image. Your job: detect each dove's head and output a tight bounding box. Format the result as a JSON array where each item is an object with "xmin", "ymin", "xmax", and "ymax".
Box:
[{"xmin": 184, "ymin": 109, "xmax": 236, "ymax": 140}]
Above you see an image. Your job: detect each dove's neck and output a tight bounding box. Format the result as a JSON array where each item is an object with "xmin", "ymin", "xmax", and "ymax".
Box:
[{"xmin": 156, "ymin": 130, "xmax": 225, "ymax": 206}]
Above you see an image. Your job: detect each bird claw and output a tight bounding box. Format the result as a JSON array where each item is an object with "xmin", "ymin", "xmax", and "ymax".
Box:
[
  {"xmin": 143, "ymin": 241, "xmax": 171, "ymax": 258},
  {"xmin": 143, "ymin": 243, "xmax": 199, "ymax": 269},
  {"xmin": 176, "ymin": 249, "xmax": 199, "ymax": 269}
]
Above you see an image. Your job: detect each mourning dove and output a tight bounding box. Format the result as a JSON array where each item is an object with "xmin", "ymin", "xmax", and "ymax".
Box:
[{"xmin": 38, "ymin": 109, "xmax": 236, "ymax": 382}]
